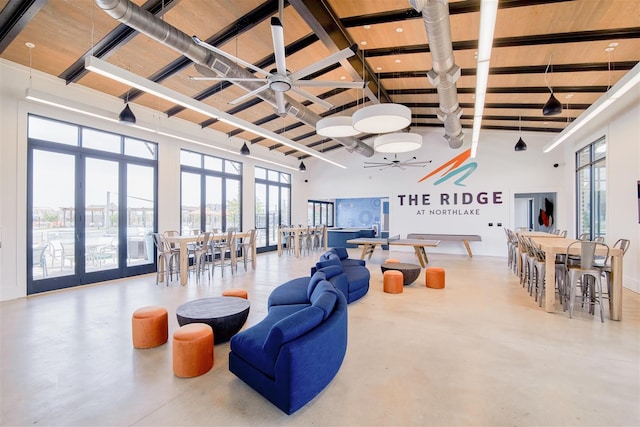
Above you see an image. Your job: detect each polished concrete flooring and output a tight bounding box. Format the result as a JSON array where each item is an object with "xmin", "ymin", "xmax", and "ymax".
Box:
[{"xmin": 2, "ymin": 249, "xmax": 639, "ymax": 426}]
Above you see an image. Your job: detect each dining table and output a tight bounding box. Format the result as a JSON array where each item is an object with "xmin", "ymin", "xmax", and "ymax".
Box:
[
  {"xmin": 277, "ymin": 226, "xmax": 327, "ymax": 258},
  {"xmin": 164, "ymin": 231, "xmax": 255, "ymax": 286},
  {"xmin": 515, "ymin": 231, "xmax": 558, "ymax": 274},
  {"xmin": 529, "ymin": 236, "xmax": 624, "ymax": 320}
]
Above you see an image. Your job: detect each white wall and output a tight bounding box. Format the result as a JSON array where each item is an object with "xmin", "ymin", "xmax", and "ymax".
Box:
[{"xmin": 0, "ymin": 59, "xmax": 300, "ymax": 301}]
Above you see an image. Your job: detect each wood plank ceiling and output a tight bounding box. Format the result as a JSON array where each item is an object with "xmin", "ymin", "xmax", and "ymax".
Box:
[{"xmin": 1, "ymin": 0, "xmax": 638, "ymax": 160}]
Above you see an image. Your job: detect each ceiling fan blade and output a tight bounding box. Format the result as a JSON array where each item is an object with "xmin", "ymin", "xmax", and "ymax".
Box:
[
  {"xmin": 290, "ymin": 87, "xmax": 333, "ymax": 109},
  {"xmin": 289, "ymin": 44, "xmax": 358, "ymax": 80},
  {"xmin": 363, "ymin": 164, "xmax": 390, "ymax": 169},
  {"xmin": 275, "ymin": 91, "xmax": 287, "ymax": 115},
  {"xmin": 189, "ymin": 76, "xmax": 264, "ymax": 82},
  {"xmin": 192, "ymin": 35, "xmax": 270, "ymax": 77},
  {"xmin": 292, "ymin": 80, "xmax": 365, "ymax": 89},
  {"xmin": 228, "ymin": 84, "xmax": 270, "ymax": 105},
  {"xmin": 270, "ymin": 17, "xmax": 287, "ymax": 76}
]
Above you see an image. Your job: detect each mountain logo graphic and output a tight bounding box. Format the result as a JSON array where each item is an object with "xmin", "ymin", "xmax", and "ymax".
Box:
[{"xmin": 418, "ymin": 148, "xmax": 477, "ymax": 186}]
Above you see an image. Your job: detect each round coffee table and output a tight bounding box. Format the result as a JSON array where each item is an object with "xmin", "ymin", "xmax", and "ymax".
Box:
[
  {"xmin": 380, "ymin": 262, "xmax": 421, "ymax": 285},
  {"xmin": 176, "ymin": 296, "xmax": 250, "ymax": 344}
]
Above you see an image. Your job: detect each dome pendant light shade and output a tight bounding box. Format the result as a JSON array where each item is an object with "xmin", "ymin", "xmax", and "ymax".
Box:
[
  {"xmin": 119, "ymin": 103, "xmax": 136, "ymax": 124},
  {"xmin": 374, "ymin": 132, "xmax": 423, "ymax": 153},
  {"xmin": 316, "ymin": 116, "xmax": 360, "ymax": 137},
  {"xmin": 298, "ymin": 161, "xmax": 306, "ymax": 172},
  {"xmin": 240, "ymin": 142, "xmax": 250, "ymax": 155},
  {"xmin": 542, "ymin": 92, "xmax": 563, "ymax": 116},
  {"xmin": 352, "ymin": 103, "xmax": 411, "ymax": 134},
  {"xmin": 514, "ymin": 137, "xmax": 527, "ymax": 151}
]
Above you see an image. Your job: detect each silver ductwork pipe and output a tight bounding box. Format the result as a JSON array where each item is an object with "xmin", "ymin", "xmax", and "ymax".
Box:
[
  {"xmin": 94, "ymin": 0, "xmax": 374, "ymax": 156},
  {"xmin": 410, "ymin": 0, "xmax": 464, "ymax": 149}
]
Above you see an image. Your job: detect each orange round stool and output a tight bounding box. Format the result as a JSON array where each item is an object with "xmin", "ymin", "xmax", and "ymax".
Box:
[
  {"xmin": 426, "ymin": 267, "xmax": 445, "ymax": 289},
  {"xmin": 383, "ymin": 270, "xmax": 404, "ymax": 294},
  {"xmin": 384, "ymin": 258, "xmax": 401, "ymax": 264},
  {"xmin": 222, "ymin": 288, "xmax": 248, "ymax": 299},
  {"xmin": 172, "ymin": 323, "xmax": 214, "ymax": 378},
  {"xmin": 132, "ymin": 306, "xmax": 168, "ymax": 349}
]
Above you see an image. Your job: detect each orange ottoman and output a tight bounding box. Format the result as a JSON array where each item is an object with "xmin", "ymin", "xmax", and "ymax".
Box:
[
  {"xmin": 132, "ymin": 306, "xmax": 168, "ymax": 349},
  {"xmin": 222, "ymin": 288, "xmax": 248, "ymax": 299},
  {"xmin": 426, "ymin": 267, "xmax": 445, "ymax": 289},
  {"xmin": 383, "ymin": 270, "xmax": 403, "ymax": 294},
  {"xmin": 172, "ymin": 323, "xmax": 214, "ymax": 378},
  {"xmin": 385, "ymin": 258, "xmax": 401, "ymax": 264}
]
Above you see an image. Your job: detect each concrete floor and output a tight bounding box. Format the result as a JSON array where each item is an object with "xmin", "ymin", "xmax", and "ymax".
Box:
[{"xmin": 1, "ymin": 248, "xmax": 639, "ymax": 426}]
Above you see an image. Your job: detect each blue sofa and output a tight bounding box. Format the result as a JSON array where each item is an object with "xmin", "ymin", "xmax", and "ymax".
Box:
[
  {"xmin": 310, "ymin": 248, "xmax": 370, "ymax": 303},
  {"xmin": 229, "ymin": 272, "xmax": 348, "ymax": 415}
]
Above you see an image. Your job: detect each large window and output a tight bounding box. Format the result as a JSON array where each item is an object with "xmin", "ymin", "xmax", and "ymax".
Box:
[
  {"xmin": 307, "ymin": 200, "xmax": 334, "ymax": 227},
  {"xmin": 255, "ymin": 167, "xmax": 291, "ymax": 251},
  {"xmin": 28, "ymin": 115, "xmax": 157, "ymax": 294},
  {"xmin": 180, "ymin": 150, "xmax": 242, "ymax": 234},
  {"xmin": 576, "ymin": 137, "xmax": 606, "ymax": 240}
]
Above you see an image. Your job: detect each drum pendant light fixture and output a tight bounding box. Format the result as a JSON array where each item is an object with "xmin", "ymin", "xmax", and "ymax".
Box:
[
  {"xmin": 374, "ymin": 131, "xmax": 422, "ymax": 153},
  {"xmin": 316, "ymin": 116, "xmax": 360, "ymax": 137},
  {"xmin": 352, "ymin": 103, "xmax": 412, "ymax": 134}
]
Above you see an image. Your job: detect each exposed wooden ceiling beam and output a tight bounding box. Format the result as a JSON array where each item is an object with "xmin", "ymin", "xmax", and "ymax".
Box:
[
  {"xmin": 125, "ymin": 0, "xmax": 284, "ymax": 102},
  {"xmin": 340, "ymin": 0, "xmax": 577, "ymax": 27},
  {"xmin": 59, "ymin": 0, "xmax": 181, "ymax": 84},
  {"xmin": 289, "ymin": 0, "xmax": 390, "ymax": 103},
  {"xmin": 0, "ymin": 0, "xmax": 46, "ymax": 54},
  {"xmin": 364, "ymin": 28, "xmax": 640, "ymax": 57}
]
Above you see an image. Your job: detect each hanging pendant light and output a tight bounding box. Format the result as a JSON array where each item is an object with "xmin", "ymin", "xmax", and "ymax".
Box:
[
  {"xmin": 316, "ymin": 116, "xmax": 360, "ymax": 137},
  {"xmin": 543, "ymin": 92, "xmax": 562, "ymax": 116},
  {"xmin": 352, "ymin": 103, "xmax": 411, "ymax": 134},
  {"xmin": 240, "ymin": 142, "xmax": 250, "ymax": 155},
  {"xmin": 374, "ymin": 132, "xmax": 422, "ymax": 153},
  {"xmin": 514, "ymin": 115, "xmax": 527, "ymax": 151},
  {"xmin": 542, "ymin": 56, "xmax": 562, "ymax": 116},
  {"xmin": 298, "ymin": 161, "xmax": 306, "ymax": 172},
  {"xmin": 118, "ymin": 103, "xmax": 136, "ymax": 124}
]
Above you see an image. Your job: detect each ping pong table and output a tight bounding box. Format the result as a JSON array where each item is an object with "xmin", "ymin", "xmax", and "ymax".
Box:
[{"xmin": 345, "ymin": 236, "xmax": 440, "ymax": 268}]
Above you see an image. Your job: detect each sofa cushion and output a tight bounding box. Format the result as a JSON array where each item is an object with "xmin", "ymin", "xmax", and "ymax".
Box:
[
  {"xmin": 311, "ymin": 291, "xmax": 337, "ymax": 320},
  {"xmin": 262, "ymin": 306, "xmax": 325, "ymax": 363},
  {"xmin": 269, "ymin": 276, "xmax": 312, "ymax": 308},
  {"xmin": 310, "ymin": 281, "xmax": 339, "ymax": 304},
  {"xmin": 333, "ymin": 247, "xmax": 349, "ymax": 260},
  {"xmin": 306, "ymin": 271, "xmax": 326, "ymax": 300},
  {"xmin": 317, "ymin": 265, "xmax": 343, "ymax": 280},
  {"xmin": 340, "ymin": 258, "xmax": 366, "ymax": 267},
  {"xmin": 316, "ymin": 255, "xmax": 341, "ymax": 270}
]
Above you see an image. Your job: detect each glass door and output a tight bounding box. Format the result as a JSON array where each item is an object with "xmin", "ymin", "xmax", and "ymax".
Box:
[
  {"xmin": 27, "ymin": 115, "xmax": 157, "ymax": 295},
  {"xmin": 85, "ymin": 157, "xmax": 119, "ymax": 273},
  {"xmin": 30, "ymin": 149, "xmax": 77, "ymax": 290}
]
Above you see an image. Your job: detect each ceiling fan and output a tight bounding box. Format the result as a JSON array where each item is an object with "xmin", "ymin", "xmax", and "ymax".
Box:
[
  {"xmin": 190, "ymin": 16, "xmax": 365, "ymax": 115},
  {"xmin": 363, "ymin": 155, "xmax": 432, "ymax": 170}
]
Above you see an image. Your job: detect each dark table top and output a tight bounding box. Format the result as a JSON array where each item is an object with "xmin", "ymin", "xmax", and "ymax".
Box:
[
  {"xmin": 176, "ymin": 296, "xmax": 250, "ymax": 321},
  {"xmin": 381, "ymin": 262, "xmax": 421, "ymax": 271}
]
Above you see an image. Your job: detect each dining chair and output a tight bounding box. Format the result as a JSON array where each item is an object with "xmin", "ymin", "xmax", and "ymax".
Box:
[
  {"xmin": 238, "ymin": 229, "xmax": 256, "ymax": 271},
  {"xmin": 190, "ymin": 231, "xmax": 211, "ymax": 282},
  {"xmin": 597, "ymin": 238, "xmax": 630, "ymax": 301},
  {"xmin": 562, "ymin": 241, "xmax": 609, "ymax": 322},
  {"xmin": 212, "ymin": 229, "xmax": 236, "ymax": 276},
  {"xmin": 151, "ymin": 233, "xmax": 178, "ymax": 285}
]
